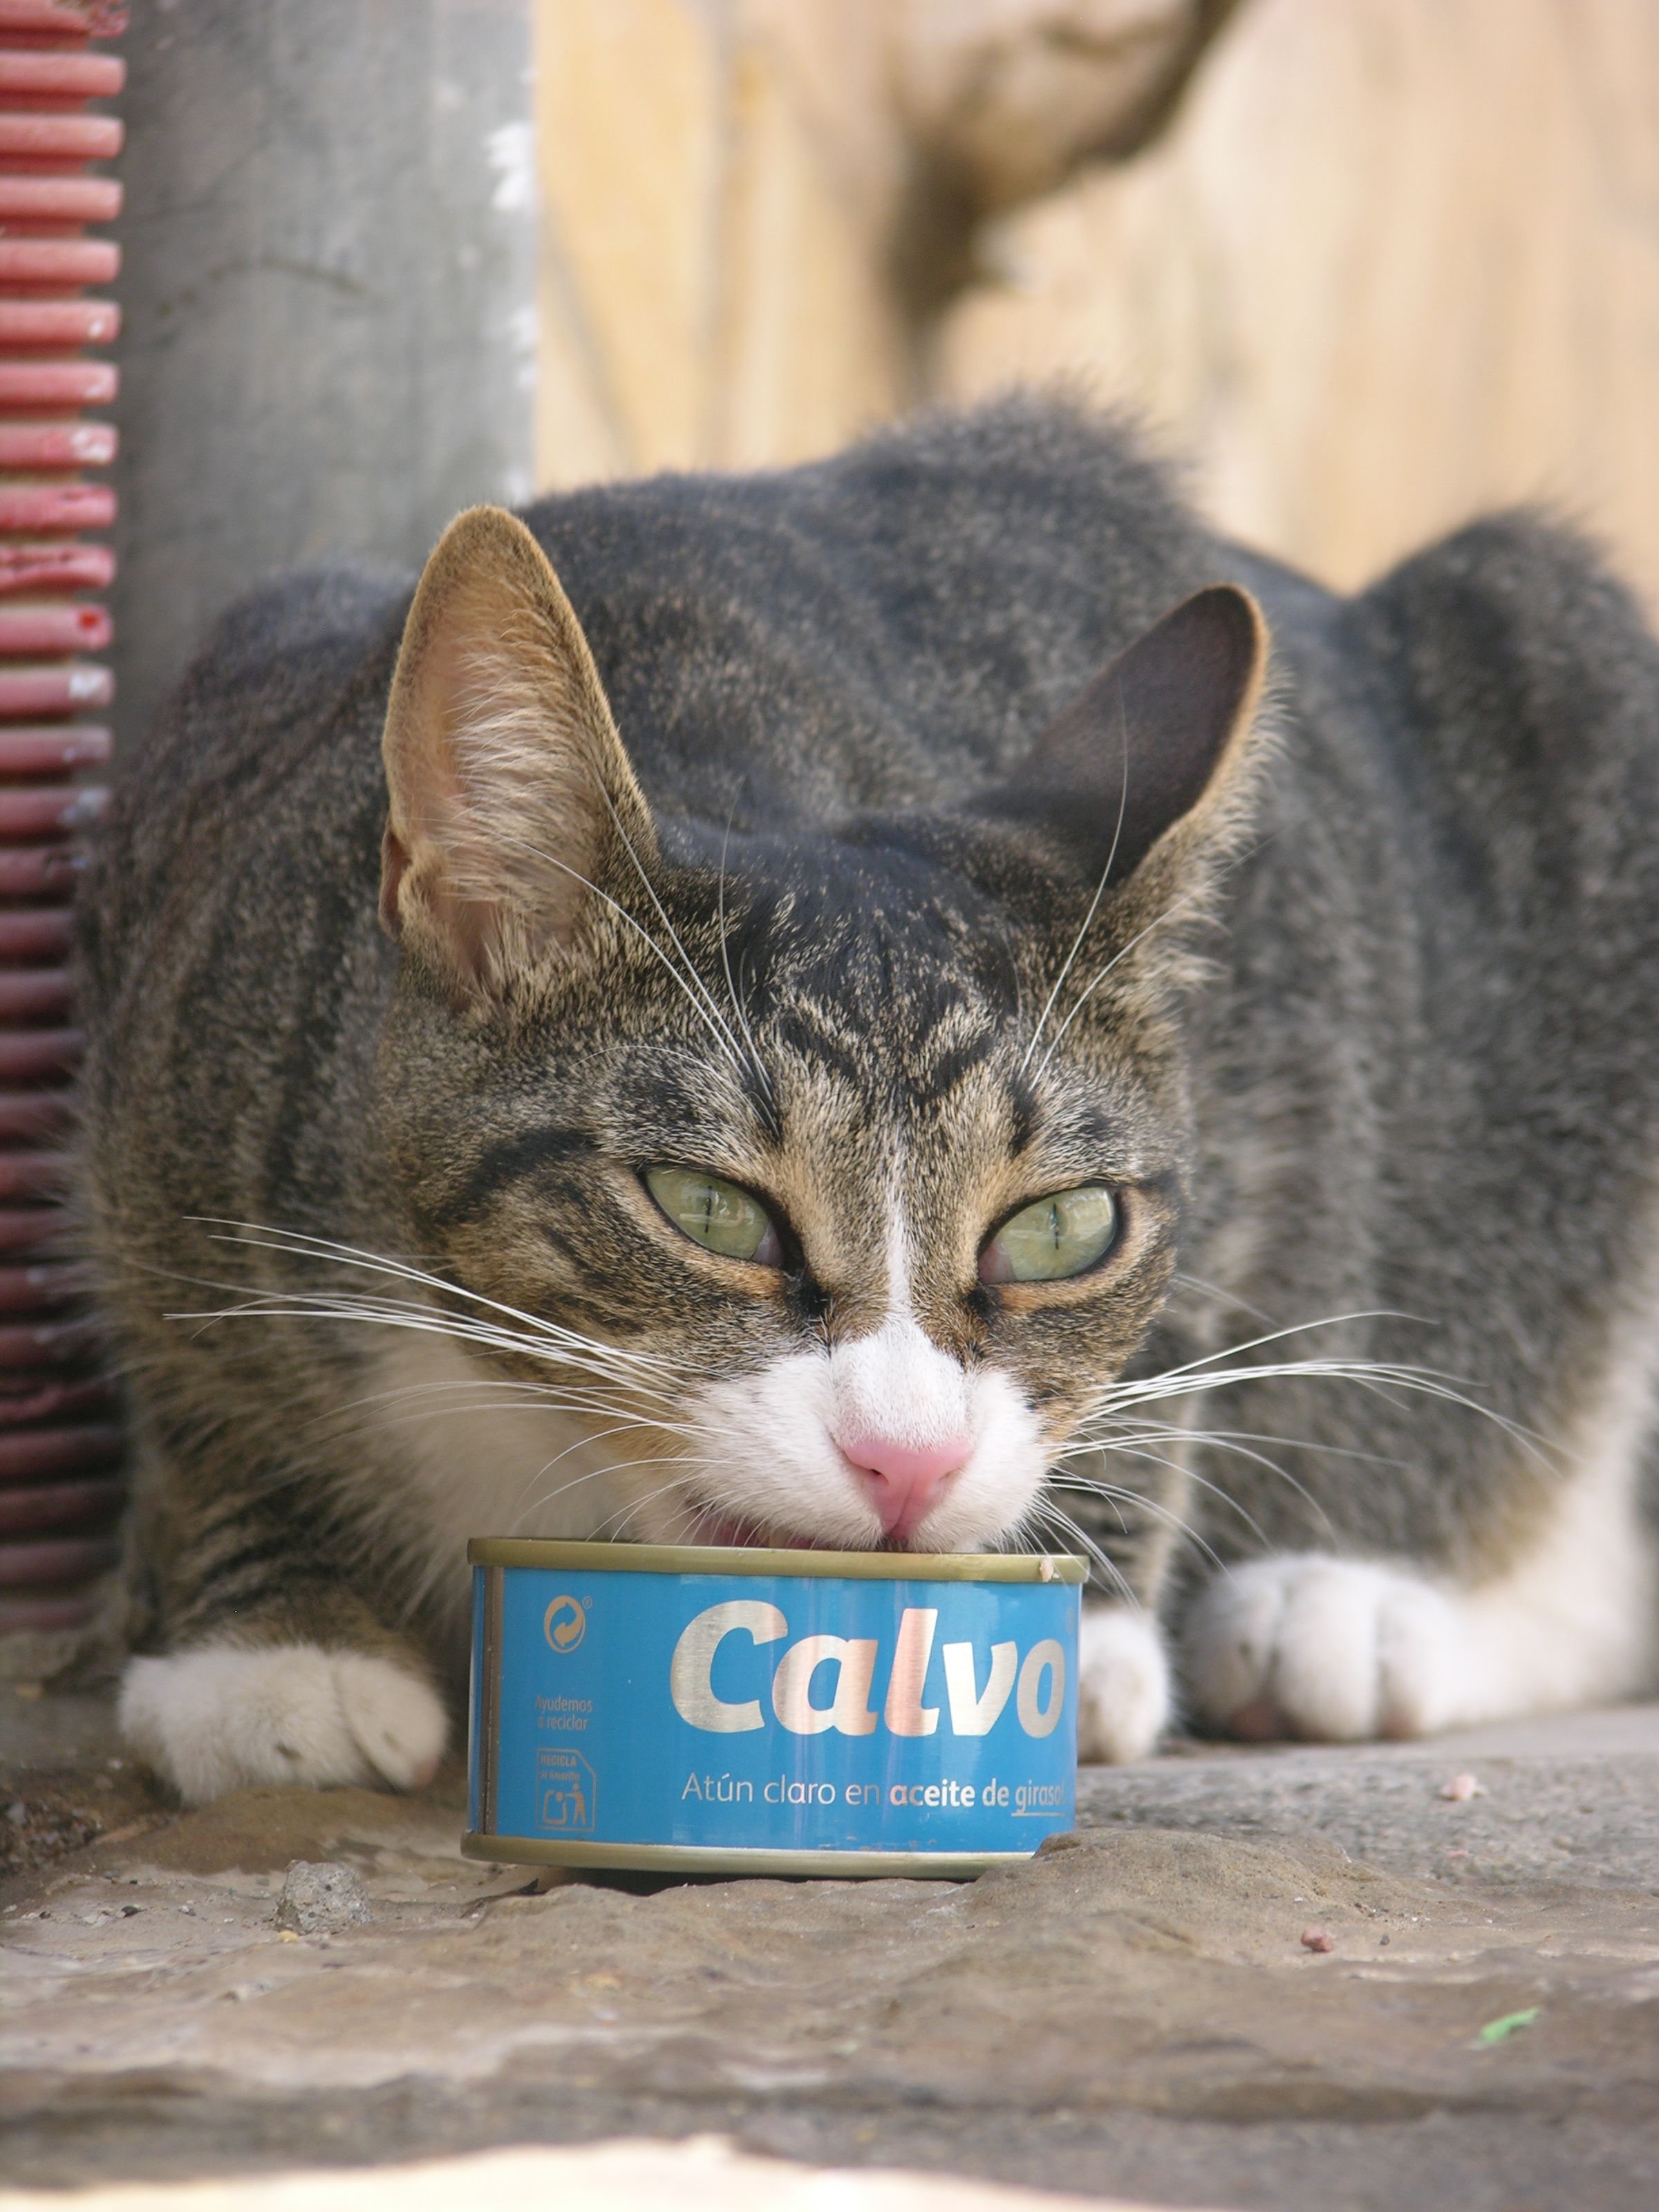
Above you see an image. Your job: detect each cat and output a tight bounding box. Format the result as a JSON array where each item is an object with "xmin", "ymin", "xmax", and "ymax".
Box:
[{"xmin": 77, "ymin": 396, "xmax": 1659, "ymax": 1805}]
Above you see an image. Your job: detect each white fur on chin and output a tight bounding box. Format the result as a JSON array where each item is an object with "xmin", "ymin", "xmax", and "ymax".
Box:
[
  {"xmin": 119, "ymin": 1643, "xmax": 449, "ymax": 1806},
  {"xmin": 677, "ymin": 1323, "xmax": 1047, "ymax": 1552}
]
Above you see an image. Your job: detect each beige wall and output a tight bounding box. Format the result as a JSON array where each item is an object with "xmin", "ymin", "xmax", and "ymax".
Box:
[
  {"xmin": 937, "ymin": 0, "xmax": 1659, "ymax": 606},
  {"xmin": 536, "ymin": 0, "xmax": 1659, "ymax": 613},
  {"xmin": 530, "ymin": 0, "xmax": 1212, "ymax": 489},
  {"xmin": 533, "ymin": 0, "xmax": 910, "ymax": 489}
]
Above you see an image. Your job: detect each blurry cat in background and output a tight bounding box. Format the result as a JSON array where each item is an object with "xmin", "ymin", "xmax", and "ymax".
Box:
[{"xmin": 79, "ymin": 398, "xmax": 1659, "ymax": 1803}]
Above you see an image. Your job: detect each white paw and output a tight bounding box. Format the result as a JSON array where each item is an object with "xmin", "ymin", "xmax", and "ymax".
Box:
[
  {"xmin": 1183, "ymin": 1553, "xmax": 1465, "ymax": 1742},
  {"xmin": 120, "ymin": 1642, "xmax": 449, "ymax": 1806},
  {"xmin": 1076, "ymin": 1604, "xmax": 1170, "ymax": 1763}
]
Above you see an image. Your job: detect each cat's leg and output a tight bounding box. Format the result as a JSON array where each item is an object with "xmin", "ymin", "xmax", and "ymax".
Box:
[
  {"xmin": 117, "ymin": 1485, "xmax": 449, "ymax": 1804},
  {"xmin": 1076, "ymin": 1604, "xmax": 1172, "ymax": 1762},
  {"xmin": 1181, "ymin": 1452, "xmax": 1658, "ymax": 1742}
]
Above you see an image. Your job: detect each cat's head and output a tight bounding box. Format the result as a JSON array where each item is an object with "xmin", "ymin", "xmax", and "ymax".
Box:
[{"xmin": 375, "ymin": 506, "xmax": 1267, "ymax": 1556}]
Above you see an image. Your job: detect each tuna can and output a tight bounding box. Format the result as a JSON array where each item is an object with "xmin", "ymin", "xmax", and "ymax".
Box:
[{"xmin": 462, "ymin": 1539, "xmax": 1085, "ymax": 1879}]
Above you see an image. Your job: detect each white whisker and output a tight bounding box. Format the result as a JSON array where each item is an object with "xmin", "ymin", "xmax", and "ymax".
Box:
[
  {"xmin": 1020, "ymin": 686, "xmax": 1130, "ymax": 1078},
  {"xmin": 1101, "ymin": 1358, "xmax": 1546, "ymax": 1463},
  {"xmin": 593, "ymin": 780, "xmax": 766, "ymax": 1091},
  {"xmin": 1048, "ymin": 1461, "xmax": 1233, "ymax": 1573},
  {"xmin": 586, "ymin": 1468, "xmax": 696, "ymax": 1543},
  {"xmin": 1033, "ymin": 884, "xmax": 1207, "ymax": 1083},
  {"xmin": 1020, "ymin": 1495, "xmax": 1136, "ymax": 1603},
  {"xmin": 717, "ymin": 809, "xmax": 776, "ymax": 1117},
  {"xmin": 174, "ymin": 1219, "xmax": 678, "ymax": 1389},
  {"xmin": 1170, "ymin": 1270, "xmax": 1276, "ymax": 1328},
  {"xmin": 512, "ymin": 1436, "xmax": 678, "ymax": 1528},
  {"xmin": 1051, "ymin": 1459, "xmax": 1259, "ymax": 1562},
  {"xmin": 1059, "ymin": 1421, "xmax": 1333, "ymax": 1538},
  {"xmin": 510, "ymin": 831, "xmax": 753, "ymax": 1085},
  {"xmin": 174, "ymin": 1286, "xmax": 678, "ymax": 1401}
]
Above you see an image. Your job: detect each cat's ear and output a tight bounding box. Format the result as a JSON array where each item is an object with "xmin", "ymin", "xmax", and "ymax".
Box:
[
  {"xmin": 1006, "ymin": 585, "xmax": 1268, "ymax": 885},
  {"xmin": 379, "ymin": 505, "xmax": 654, "ymax": 992}
]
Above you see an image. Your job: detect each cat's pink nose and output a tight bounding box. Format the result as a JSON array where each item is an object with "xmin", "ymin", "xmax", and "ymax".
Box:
[{"xmin": 839, "ymin": 1434, "xmax": 972, "ymax": 1541}]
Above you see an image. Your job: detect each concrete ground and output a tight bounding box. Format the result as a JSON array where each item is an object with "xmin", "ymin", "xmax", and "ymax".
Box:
[{"xmin": 4, "ymin": 1689, "xmax": 1659, "ymax": 2211}]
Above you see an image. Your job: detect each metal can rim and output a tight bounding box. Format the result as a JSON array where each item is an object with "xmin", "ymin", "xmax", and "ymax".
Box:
[
  {"xmin": 460, "ymin": 1830, "xmax": 1038, "ymax": 1880},
  {"xmin": 466, "ymin": 1537, "xmax": 1087, "ymax": 1584}
]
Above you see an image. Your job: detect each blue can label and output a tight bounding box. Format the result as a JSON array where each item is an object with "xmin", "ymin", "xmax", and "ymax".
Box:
[{"xmin": 472, "ymin": 1566, "xmax": 1080, "ymax": 1858}]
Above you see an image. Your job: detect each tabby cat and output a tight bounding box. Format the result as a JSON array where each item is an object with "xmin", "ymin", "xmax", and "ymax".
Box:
[{"xmin": 79, "ymin": 399, "xmax": 1659, "ymax": 1803}]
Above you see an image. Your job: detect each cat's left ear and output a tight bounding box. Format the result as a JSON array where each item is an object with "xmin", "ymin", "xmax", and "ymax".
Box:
[
  {"xmin": 999, "ymin": 584, "xmax": 1268, "ymax": 886},
  {"xmin": 379, "ymin": 505, "xmax": 655, "ymax": 994}
]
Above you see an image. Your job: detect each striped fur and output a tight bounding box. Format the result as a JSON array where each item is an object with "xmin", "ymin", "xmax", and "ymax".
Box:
[{"xmin": 79, "ymin": 398, "xmax": 1659, "ymax": 1796}]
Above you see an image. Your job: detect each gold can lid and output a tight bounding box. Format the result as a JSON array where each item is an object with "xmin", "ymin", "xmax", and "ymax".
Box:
[{"xmin": 466, "ymin": 1537, "xmax": 1086, "ymax": 1584}]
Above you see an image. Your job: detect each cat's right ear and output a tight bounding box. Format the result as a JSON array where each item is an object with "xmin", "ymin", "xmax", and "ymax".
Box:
[
  {"xmin": 996, "ymin": 584, "xmax": 1269, "ymax": 888},
  {"xmin": 379, "ymin": 505, "xmax": 655, "ymax": 994}
]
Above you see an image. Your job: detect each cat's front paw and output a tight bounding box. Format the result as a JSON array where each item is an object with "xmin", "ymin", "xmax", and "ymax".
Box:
[
  {"xmin": 1076, "ymin": 1604, "xmax": 1170, "ymax": 1763},
  {"xmin": 120, "ymin": 1643, "xmax": 449, "ymax": 1806},
  {"xmin": 1183, "ymin": 1553, "xmax": 1463, "ymax": 1742}
]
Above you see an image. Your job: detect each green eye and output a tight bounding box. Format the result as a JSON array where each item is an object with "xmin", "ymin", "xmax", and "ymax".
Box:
[
  {"xmin": 980, "ymin": 1185, "xmax": 1120, "ymax": 1285},
  {"xmin": 645, "ymin": 1165, "xmax": 784, "ymax": 1266}
]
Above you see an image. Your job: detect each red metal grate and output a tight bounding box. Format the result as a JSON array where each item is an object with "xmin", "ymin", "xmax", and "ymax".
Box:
[{"xmin": 0, "ymin": 0, "xmax": 124, "ymax": 1642}]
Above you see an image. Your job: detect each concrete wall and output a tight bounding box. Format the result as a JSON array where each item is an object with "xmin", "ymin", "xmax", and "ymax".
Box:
[
  {"xmin": 112, "ymin": 0, "xmax": 536, "ymax": 746},
  {"xmin": 532, "ymin": 0, "xmax": 910, "ymax": 489}
]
